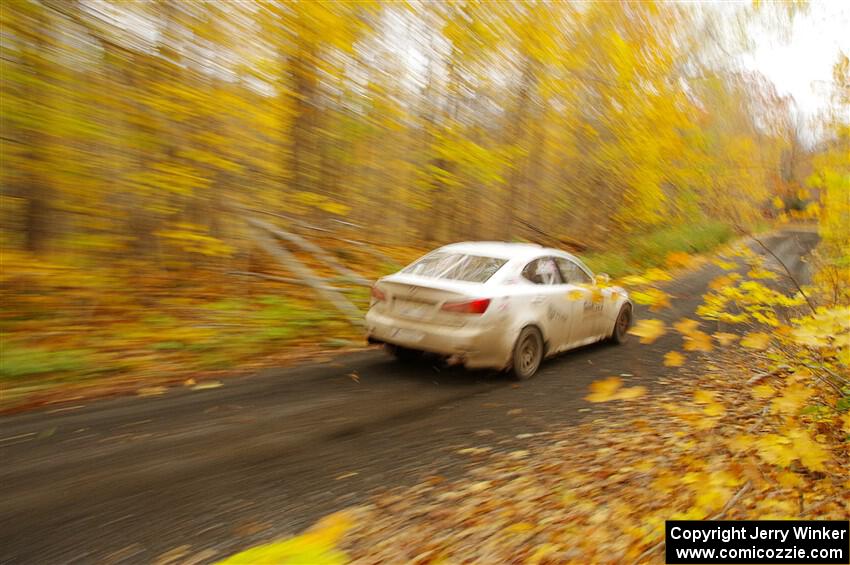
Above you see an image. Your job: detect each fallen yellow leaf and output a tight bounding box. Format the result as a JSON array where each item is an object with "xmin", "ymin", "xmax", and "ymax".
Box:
[
  {"xmin": 666, "ymin": 251, "xmax": 693, "ymax": 269},
  {"xmin": 756, "ymin": 434, "xmax": 796, "ymax": 467},
  {"xmin": 740, "ymin": 332, "xmax": 771, "ymax": 350},
  {"xmin": 683, "ymin": 330, "xmax": 713, "ymax": 352},
  {"xmin": 663, "ymin": 351, "xmax": 685, "ymax": 367},
  {"xmin": 770, "ymin": 383, "xmax": 814, "ymax": 415},
  {"xmin": 628, "ymin": 319, "xmax": 666, "ymax": 344},
  {"xmin": 695, "ymin": 485, "xmax": 732, "ymax": 513},
  {"xmin": 586, "ymin": 376, "xmax": 623, "ymax": 402},
  {"xmin": 616, "ymin": 386, "xmax": 647, "ymax": 400},
  {"xmin": 631, "ymin": 288, "xmax": 671, "ymax": 311},
  {"xmin": 747, "ymin": 267, "xmax": 778, "ymax": 280},
  {"xmin": 727, "ymin": 434, "xmax": 755, "ymax": 453},
  {"xmin": 713, "ymin": 332, "xmax": 738, "ymax": 346},
  {"xmin": 777, "ymin": 471, "xmax": 804, "ymax": 489},
  {"xmin": 674, "ymin": 318, "xmax": 700, "ymax": 336},
  {"xmin": 712, "ymin": 258, "xmax": 738, "ymax": 270},
  {"xmin": 693, "ymin": 390, "xmax": 716, "ymax": 404},
  {"xmin": 752, "ymin": 384, "xmax": 776, "ymax": 399},
  {"xmin": 644, "ymin": 268, "xmax": 673, "ymax": 282},
  {"xmin": 788, "ymin": 428, "xmax": 829, "ymax": 472}
]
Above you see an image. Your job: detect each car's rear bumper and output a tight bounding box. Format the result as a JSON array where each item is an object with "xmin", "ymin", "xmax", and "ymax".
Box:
[{"xmin": 365, "ymin": 310, "xmax": 512, "ymax": 370}]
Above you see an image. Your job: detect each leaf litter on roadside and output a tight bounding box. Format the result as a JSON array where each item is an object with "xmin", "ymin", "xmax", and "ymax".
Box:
[{"xmin": 326, "ymin": 356, "xmax": 846, "ymax": 564}]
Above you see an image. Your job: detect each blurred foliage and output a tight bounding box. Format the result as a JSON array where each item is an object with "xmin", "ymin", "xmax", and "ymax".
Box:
[
  {"xmin": 0, "ymin": 0, "xmax": 842, "ymax": 396},
  {"xmin": 582, "ymin": 221, "xmax": 732, "ymax": 278},
  {"xmin": 1, "ymin": 0, "xmax": 812, "ymax": 255},
  {"xmin": 807, "ymin": 53, "xmax": 850, "ymax": 306},
  {"xmin": 0, "ymin": 345, "xmax": 94, "ymax": 379}
]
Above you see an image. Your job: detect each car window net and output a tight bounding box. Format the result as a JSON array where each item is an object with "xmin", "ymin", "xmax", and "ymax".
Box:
[
  {"xmin": 402, "ymin": 253, "xmax": 507, "ymax": 283},
  {"xmin": 523, "ymin": 258, "xmax": 562, "ymax": 285}
]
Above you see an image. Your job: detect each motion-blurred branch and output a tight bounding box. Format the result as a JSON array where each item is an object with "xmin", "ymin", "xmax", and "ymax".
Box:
[
  {"xmin": 245, "ymin": 216, "xmax": 371, "ymax": 287},
  {"xmin": 246, "ymin": 226, "xmax": 364, "ymax": 326}
]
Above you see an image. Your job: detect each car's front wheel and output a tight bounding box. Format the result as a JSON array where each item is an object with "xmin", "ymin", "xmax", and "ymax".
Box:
[
  {"xmin": 511, "ymin": 326, "xmax": 544, "ymax": 380},
  {"xmin": 610, "ymin": 304, "xmax": 632, "ymax": 344}
]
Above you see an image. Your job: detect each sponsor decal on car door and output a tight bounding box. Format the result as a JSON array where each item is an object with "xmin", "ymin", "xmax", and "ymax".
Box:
[
  {"xmin": 584, "ymin": 286, "xmax": 607, "ymax": 339},
  {"xmin": 552, "ymin": 285, "xmax": 582, "ymax": 351},
  {"xmin": 552, "ymin": 257, "xmax": 595, "ymax": 345},
  {"xmin": 559, "ymin": 284, "xmax": 592, "ymax": 346}
]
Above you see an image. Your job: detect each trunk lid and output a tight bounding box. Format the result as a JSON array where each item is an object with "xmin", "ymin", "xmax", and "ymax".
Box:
[{"xmin": 377, "ymin": 274, "xmax": 486, "ymax": 325}]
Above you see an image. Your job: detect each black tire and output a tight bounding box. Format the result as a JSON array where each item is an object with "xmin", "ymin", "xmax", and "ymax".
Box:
[
  {"xmin": 388, "ymin": 344, "xmax": 422, "ymax": 363},
  {"xmin": 511, "ymin": 326, "xmax": 544, "ymax": 380},
  {"xmin": 610, "ymin": 304, "xmax": 632, "ymax": 344}
]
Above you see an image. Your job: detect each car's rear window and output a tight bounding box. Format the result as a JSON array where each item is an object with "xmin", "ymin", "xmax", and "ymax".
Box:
[{"xmin": 402, "ymin": 253, "xmax": 507, "ymax": 283}]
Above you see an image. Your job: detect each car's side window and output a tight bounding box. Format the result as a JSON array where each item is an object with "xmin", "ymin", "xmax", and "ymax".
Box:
[
  {"xmin": 521, "ymin": 257, "xmax": 564, "ymax": 285},
  {"xmin": 556, "ymin": 257, "xmax": 592, "ymax": 285}
]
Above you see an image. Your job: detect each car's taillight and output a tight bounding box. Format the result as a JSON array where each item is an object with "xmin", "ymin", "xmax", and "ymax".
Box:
[
  {"xmin": 371, "ymin": 285, "xmax": 386, "ymax": 301},
  {"xmin": 441, "ymin": 298, "xmax": 491, "ymax": 314}
]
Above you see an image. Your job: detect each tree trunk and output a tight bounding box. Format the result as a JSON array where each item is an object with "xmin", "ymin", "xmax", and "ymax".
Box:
[
  {"xmin": 500, "ymin": 57, "xmax": 537, "ymax": 240},
  {"xmin": 20, "ymin": 6, "xmax": 51, "ymax": 253},
  {"xmin": 288, "ymin": 42, "xmax": 319, "ymax": 198}
]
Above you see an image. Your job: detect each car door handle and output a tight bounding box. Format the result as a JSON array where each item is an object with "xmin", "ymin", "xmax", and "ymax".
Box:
[{"xmin": 531, "ymin": 296, "xmax": 545, "ymax": 304}]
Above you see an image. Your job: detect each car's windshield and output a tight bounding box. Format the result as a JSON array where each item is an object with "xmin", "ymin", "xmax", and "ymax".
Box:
[{"xmin": 402, "ymin": 252, "xmax": 507, "ymax": 283}]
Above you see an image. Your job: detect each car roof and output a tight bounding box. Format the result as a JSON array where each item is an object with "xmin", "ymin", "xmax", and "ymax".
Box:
[{"xmin": 438, "ymin": 241, "xmax": 584, "ymax": 264}]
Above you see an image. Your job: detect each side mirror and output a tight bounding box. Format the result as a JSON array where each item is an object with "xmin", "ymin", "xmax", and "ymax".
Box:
[{"xmin": 595, "ymin": 273, "xmax": 611, "ymax": 285}]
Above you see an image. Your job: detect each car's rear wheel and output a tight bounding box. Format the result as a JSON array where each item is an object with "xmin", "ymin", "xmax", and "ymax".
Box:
[
  {"xmin": 611, "ymin": 304, "xmax": 632, "ymax": 344},
  {"xmin": 511, "ymin": 326, "xmax": 543, "ymax": 380},
  {"xmin": 388, "ymin": 344, "xmax": 422, "ymax": 363}
]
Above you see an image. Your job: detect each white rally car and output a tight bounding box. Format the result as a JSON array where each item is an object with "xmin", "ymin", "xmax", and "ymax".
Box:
[{"xmin": 365, "ymin": 242, "xmax": 633, "ymax": 379}]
